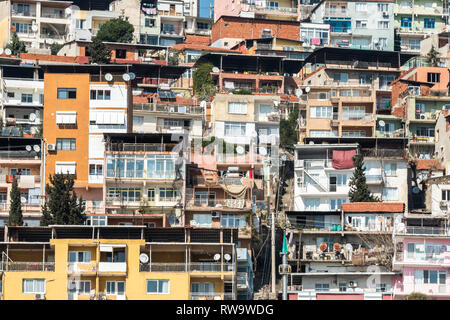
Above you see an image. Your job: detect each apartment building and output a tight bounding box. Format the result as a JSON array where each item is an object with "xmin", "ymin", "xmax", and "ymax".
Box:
[
  {"xmin": 299, "ymin": 48, "xmax": 413, "ymax": 139},
  {"xmin": 184, "ymin": 16, "xmax": 212, "ymax": 37},
  {"xmin": 0, "ymin": 137, "xmax": 42, "ymax": 227},
  {"xmin": 237, "ymin": 37, "xmax": 310, "ymax": 61},
  {"xmin": 394, "ymin": 0, "xmax": 447, "ymax": 53},
  {"xmin": 214, "ymin": 0, "xmax": 300, "ymax": 22},
  {"xmin": 0, "ymin": 64, "xmax": 43, "ymax": 137},
  {"xmin": 103, "ymin": 133, "xmax": 186, "ymax": 227},
  {"xmin": 391, "ymin": 66, "xmax": 450, "ymax": 159},
  {"xmin": 0, "ymin": 0, "xmax": 72, "ymax": 54},
  {"xmin": 286, "ymin": 202, "xmax": 404, "ymax": 300},
  {"xmin": 42, "ymin": 64, "xmax": 132, "ymax": 219},
  {"xmin": 0, "ymin": 225, "xmax": 238, "ymax": 300},
  {"xmin": 67, "ymin": 6, "xmax": 118, "ymax": 42},
  {"xmin": 300, "ymin": 22, "xmax": 331, "ymax": 48},
  {"xmin": 309, "ymin": 0, "xmax": 395, "ymax": 51}
]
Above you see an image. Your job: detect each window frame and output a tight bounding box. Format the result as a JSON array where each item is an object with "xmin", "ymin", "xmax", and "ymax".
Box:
[{"xmin": 146, "ymin": 279, "xmax": 170, "ymax": 294}]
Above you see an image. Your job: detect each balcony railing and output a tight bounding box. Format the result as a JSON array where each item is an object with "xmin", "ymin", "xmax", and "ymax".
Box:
[
  {"xmin": 133, "ymin": 103, "xmax": 204, "ymax": 115},
  {"xmin": 186, "ymin": 198, "xmax": 250, "ymax": 210},
  {"xmin": 67, "ymin": 262, "xmax": 97, "ymax": 273},
  {"xmin": 366, "ymin": 174, "xmax": 383, "ymax": 183},
  {"xmin": 190, "ymin": 292, "xmax": 234, "ymax": 300},
  {"xmin": 360, "ymin": 148, "xmax": 407, "ymax": 158},
  {"xmin": 11, "ymin": 10, "xmax": 36, "ymax": 17},
  {"xmin": 41, "ymin": 13, "xmax": 68, "ymax": 19},
  {"xmin": 140, "ymin": 262, "xmax": 234, "ymax": 272},
  {"xmin": 2, "ymin": 262, "xmax": 55, "ymax": 272},
  {"xmin": 324, "ymin": 8, "xmax": 348, "ymax": 17},
  {"xmin": 106, "ymin": 143, "xmax": 175, "ymax": 152},
  {"xmin": 401, "ymin": 226, "xmax": 450, "ymax": 236},
  {"xmin": 246, "ymin": 4, "xmax": 298, "ymax": 14}
]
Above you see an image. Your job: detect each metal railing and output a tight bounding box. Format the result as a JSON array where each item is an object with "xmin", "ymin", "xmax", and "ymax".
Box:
[
  {"xmin": 2, "ymin": 262, "xmax": 55, "ymax": 272},
  {"xmin": 186, "ymin": 198, "xmax": 250, "ymax": 209},
  {"xmin": 133, "ymin": 103, "xmax": 204, "ymax": 115},
  {"xmin": 366, "ymin": 175, "xmax": 383, "ymax": 183},
  {"xmin": 140, "ymin": 262, "xmax": 234, "ymax": 272},
  {"xmin": 342, "ymin": 113, "xmax": 374, "ymax": 122},
  {"xmin": 11, "ymin": 10, "xmax": 36, "ymax": 17},
  {"xmin": 246, "ymin": 4, "xmax": 298, "ymax": 14},
  {"xmin": 106, "ymin": 143, "xmax": 175, "ymax": 152},
  {"xmin": 324, "ymin": 8, "xmax": 348, "ymax": 16},
  {"xmin": 402, "ymin": 226, "xmax": 450, "ymax": 236},
  {"xmin": 41, "ymin": 13, "xmax": 68, "ymax": 19},
  {"xmin": 360, "ymin": 148, "xmax": 407, "ymax": 158}
]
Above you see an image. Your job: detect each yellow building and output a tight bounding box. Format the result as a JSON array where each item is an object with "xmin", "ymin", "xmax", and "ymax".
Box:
[{"xmin": 0, "ymin": 225, "xmax": 237, "ymax": 300}]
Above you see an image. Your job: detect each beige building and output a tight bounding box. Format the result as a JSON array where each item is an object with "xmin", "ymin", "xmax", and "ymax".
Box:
[{"xmin": 435, "ymin": 109, "xmax": 450, "ymax": 174}]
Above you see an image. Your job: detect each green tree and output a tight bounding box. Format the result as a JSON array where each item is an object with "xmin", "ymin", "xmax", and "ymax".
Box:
[
  {"xmin": 8, "ymin": 178, "xmax": 23, "ymax": 226},
  {"xmin": 193, "ymin": 62, "xmax": 216, "ymax": 100},
  {"xmin": 50, "ymin": 43, "xmax": 63, "ymax": 55},
  {"xmin": 95, "ymin": 18, "xmax": 134, "ymax": 43},
  {"xmin": 403, "ymin": 292, "xmax": 431, "ymax": 300},
  {"xmin": 40, "ymin": 173, "xmax": 86, "ymax": 226},
  {"xmin": 426, "ymin": 45, "xmax": 440, "ymax": 67},
  {"xmin": 280, "ymin": 108, "xmax": 299, "ymax": 148},
  {"xmin": 348, "ymin": 154, "xmax": 380, "ymax": 202},
  {"xmin": 5, "ymin": 32, "xmax": 27, "ymax": 56},
  {"xmin": 87, "ymin": 37, "xmax": 112, "ymax": 64}
]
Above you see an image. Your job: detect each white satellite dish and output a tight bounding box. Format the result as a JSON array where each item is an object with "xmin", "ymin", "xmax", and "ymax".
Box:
[
  {"xmin": 309, "ymin": 141, "xmax": 315, "ymax": 145},
  {"xmin": 29, "ymin": 113, "xmax": 36, "ymax": 122},
  {"xmin": 105, "ymin": 73, "xmax": 113, "ymax": 82},
  {"xmin": 31, "ymin": 25, "xmax": 38, "ymax": 32},
  {"xmin": 25, "ymin": 145, "xmax": 32, "ymax": 152},
  {"xmin": 47, "ymin": 39, "xmax": 54, "ymax": 45},
  {"xmin": 305, "ymin": 87, "xmax": 311, "ymax": 93},
  {"xmin": 5, "ymin": 48, "xmax": 11, "ymax": 56},
  {"xmin": 20, "ymin": 196, "xmax": 27, "ymax": 204},
  {"xmin": 122, "ymin": 73, "xmax": 131, "ymax": 81},
  {"xmin": 236, "ymin": 146, "xmax": 245, "ymax": 155},
  {"xmin": 213, "ymin": 254, "xmax": 221, "ymax": 261},
  {"xmin": 224, "ymin": 254, "xmax": 231, "ymax": 261},
  {"xmin": 33, "ymin": 145, "xmax": 40, "ymax": 152},
  {"xmin": 295, "ymin": 88, "xmax": 303, "ymax": 97},
  {"xmin": 212, "ymin": 67, "xmax": 220, "ymax": 73},
  {"xmin": 378, "ymin": 120, "xmax": 385, "ymax": 127},
  {"xmin": 259, "ymin": 147, "xmax": 267, "ymax": 156},
  {"xmin": 139, "ymin": 253, "xmax": 149, "ymax": 264},
  {"xmin": 0, "ymin": 48, "xmax": 3, "ymax": 55},
  {"xmin": 273, "ymin": 100, "xmax": 279, "ymax": 107},
  {"xmin": 128, "ymin": 72, "xmax": 136, "ymax": 80},
  {"xmin": 200, "ymin": 101, "xmax": 207, "ymax": 109},
  {"xmin": 311, "ymin": 45, "xmax": 316, "ymax": 50},
  {"xmin": 281, "ymin": 155, "xmax": 287, "ymax": 161}
]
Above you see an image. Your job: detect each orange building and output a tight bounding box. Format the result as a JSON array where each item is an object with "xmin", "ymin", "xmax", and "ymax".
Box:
[{"xmin": 42, "ymin": 65, "xmax": 132, "ymax": 221}]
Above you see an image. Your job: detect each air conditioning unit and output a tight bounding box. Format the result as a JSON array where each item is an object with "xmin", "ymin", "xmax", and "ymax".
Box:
[
  {"xmin": 440, "ymin": 200, "xmax": 447, "ymax": 207},
  {"xmin": 35, "ymin": 294, "xmax": 46, "ymax": 300},
  {"xmin": 211, "ymin": 211, "xmax": 220, "ymax": 218},
  {"xmin": 348, "ymin": 281, "xmax": 358, "ymax": 288},
  {"xmin": 47, "ymin": 144, "xmax": 56, "ymax": 151}
]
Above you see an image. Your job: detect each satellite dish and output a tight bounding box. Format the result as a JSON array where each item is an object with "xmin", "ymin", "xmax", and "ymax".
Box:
[
  {"xmin": 20, "ymin": 196, "xmax": 27, "ymax": 204},
  {"xmin": 281, "ymin": 155, "xmax": 287, "ymax": 161},
  {"xmin": 200, "ymin": 101, "xmax": 207, "ymax": 109},
  {"xmin": 273, "ymin": 100, "xmax": 279, "ymax": 107},
  {"xmin": 212, "ymin": 67, "xmax": 220, "ymax": 73},
  {"xmin": 33, "ymin": 145, "xmax": 40, "ymax": 152},
  {"xmin": 122, "ymin": 73, "xmax": 131, "ymax": 81},
  {"xmin": 236, "ymin": 146, "xmax": 245, "ymax": 155},
  {"xmin": 250, "ymin": 131, "xmax": 258, "ymax": 138},
  {"xmin": 309, "ymin": 141, "xmax": 315, "ymax": 145},
  {"xmin": 0, "ymin": 48, "xmax": 3, "ymax": 55},
  {"xmin": 305, "ymin": 87, "xmax": 311, "ymax": 93},
  {"xmin": 31, "ymin": 25, "xmax": 38, "ymax": 32},
  {"xmin": 105, "ymin": 73, "xmax": 113, "ymax": 82},
  {"xmin": 5, "ymin": 48, "xmax": 11, "ymax": 56},
  {"xmin": 311, "ymin": 45, "xmax": 316, "ymax": 50},
  {"xmin": 47, "ymin": 39, "xmax": 54, "ymax": 45},
  {"xmin": 295, "ymin": 88, "xmax": 303, "ymax": 97},
  {"xmin": 25, "ymin": 145, "xmax": 32, "ymax": 152},
  {"xmin": 139, "ymin": 253, "xmax": 149, "ymax": 264},
  {"xmin": 224, "ymin": 254, "xmax": 231, "ymax": 261},
  {"xmin": 213, "ymin": 254, "xmax": 220, "ymax": 261},
  {"xmin": 259, "ymin": 147, "xmax": 267, "ymax": 156},
  {"xmin": 29, "ymin": 113, "xmax": 36, "ymax": 122},
  {"xmin": 378, "ymin": 120, "xmax": 385, "ymax": 127},
  {"xmin": 128, "ymin": 72, "xmax": 136, "ymax": 80},
  {"xmin": 412, "ymin": 186, "xmax": 420, "ymax": 194}
]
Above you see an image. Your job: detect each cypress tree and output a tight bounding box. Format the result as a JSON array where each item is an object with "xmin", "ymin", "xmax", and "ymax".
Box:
[
  {"xmin": 348, "ymin": 154, "xmax": 379, "ymax": 202},
  {"xmin": 40, "ymin": 174, "xmax": 86, "ymax": 226},
  {"xmin": 8, "ymin": 178, "xmax": 23, "ymax": 226}
]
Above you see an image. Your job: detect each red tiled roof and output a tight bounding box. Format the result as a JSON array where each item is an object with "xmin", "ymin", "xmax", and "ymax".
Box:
[
  {"xmin": 20, "ymin": 52, "xmax": 88, "ymax": 64},
  {"xmin": 342, "ymin": 202, "xmax": 404, "ymax": 213},
  {"xmin": 416, "ymin": 159, "xmax": 443, "ymax": 170},
  {"xmin": 172, "ymin": 43, "xmax": 239, "ymax": 53}
]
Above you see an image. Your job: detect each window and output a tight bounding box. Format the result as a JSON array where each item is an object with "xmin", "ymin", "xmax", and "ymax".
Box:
[
  {"xmin": 401, "ymin": 17, "xmax": 412, "ymax": 28},
  {"xmin": 69, "ymin": 251, "xmax": 91, "ymax": 263},
  {"xmin": 55, "ymin": 162, "xmax": 76, "ymax": 175},
  {"xmin": 57, "ymin": 88, "xmax": 76, "ymax": 99},
  {"xmin": 339, "ymin": 282, "xmax": 347, "ymax": 292},
  {"xmin": 310, "ymin": 106, "xmax": 332, "ymax": 118},
  {"xmin": 442, "ymin": 190, "xmax": 450, "ymax": 200},
  {"xmin": 376, "ymin": 283, "xmax": 387, "ymax": 292},
  {"xmin": 415, "ymin": 270, "xmax": 446, "ymax": 284},
  {"xmin": 355, "ymin": 3, "xmax": 367, "ymax": 11},
  {"xmin": 56, "ymin": 138, "xmax": 76, "ymax": 151},
  {"xmin": 330, "ymin": 174, "xmax": 348, "ymax": 186},
  {"xmin": 147, "ymin": 280, "xmax": 169, "ymax": 294},
  {"xmin": 427, "ymin": 72, "xmax": 440, "ymax": 83},
  {"xmin": 333, "ymin": 73, "xmax": 348, "ymax": 83},
  {"xmin": 90, "ymin": 90, "xmax": 111, "ymax": 100},
  {"xmin": 146, "ymin": 155, "xmax": 176, "ymax": 179},
  {"xmin": 378, "ymin": 3, "xmax": 388, "ymax": 11},
  {"xmin": 56, "ymin": 111, "xmax": 77, "ymax": 125},
  {"xmin": 76, "ymin": 19, "xmax": 86, "ymax": 29},
  {"xmin": 107, "ymin": 187, "xmax": 141, "ymax": 202},
  {"xmin": 224, "ymin": 122, "xmax": 246, "ymax": 136},
  {"xmin": 221, "ymin": 214, "xmax": 246, "ymax": 228},
  {"xmin": 191, "ymin": 282, "xmax": 214, "ymax": 297},
  {"xmin": 382, "ymin": 187, "xmax": 398, "ymax": 201},
  {"xmin": 12, "ymin": 22, "xmax": 31, "ymax": 33},
  {"xmin": 86, "ymin": 216, "xmax": 107, "ymax": 226},
  {"xmin": 305, "ymin": 199, "xmax": 320, "ymax": 210},
  {"xmin": 21, "ymin": 93, "xmax": 33, "ymax": 103},
  {"xmin": 106, "ymin": 155, "xmax": 145, "ymax": 178},
  {"xmin": 384, "ymin": 163, "xmax": 397, "ymax": 176},
  {"xmin": 159, "ymin": 188, "xmax": 180, "ymax": 202},
  {"xmin": 416, "ymin": 127, "xmax": 434, "ymax": 137},
  {"xmin": 100, "ymin": 246, "xmax": 125, "ymax": 262},
  {"xmin": 147, "ymin": 188, "xmax": 155, "ymax": 202},
  {"xmin": 89, "ymin": 164, "xmax": 103, "ymax": 176},
  {"xmin": 116, "ymin": 49, "xmax": 127, "ymax": 59},
  {"xmin": 7, "ymin": 92, "xmax": 14, "ymax": 98},
  {"xmin": 228, "ymin": 102, "xmax": 247, "ymax": 114},
  {"xmin": 342, "ymin": 106, "xmax": 366, "ymax": 120},
  {"xmin": 162, "ymin": 24, "xmax": 175, "ymax": 33},
  {"xmin": 192, "ymin": 214, "xmax": 212, "ymax": 226},
  {"xmin": 330, "ymin": 198, "xmax": 347, "ymax": 210},
  {"xmin": 342, "ymin": 130, "xmax": 366, "ymax": 137},
  {"xmin": 68, "ymin": 280, "xmax": 90, "ymax": 295},
  {"xmin": 11, "ymin": 168, "xmax": 30, "ymax": 175},
  {"xmin": 23, "ymin": 279, "xmax": 45, "ymax": 294},
  {"xmin": 410, "ymin": 39, "xmax": 420, "ymax": 50},
  {"xmin": 401, "ymin": 1, "xmax": 412, "ymax": 7},
  {"xmin": 309, "ymin": 130, "xmax": 337, "ymax": 137},
  {"xmin": 259, "ymin": 105, "xmax": 274, "ymax": 116},
  {"xmin": 145, "ymin": 19, "xmax": 155, "ymax": 27},
  {"xmin": 315, "ymin": 283, "xmax": 330, "ymax": 292},
  {"xmin": 194, "ymin": 192, "xmax": 215, "ymax": 206},
  {"xmin": 355, "ymin": 20, "xmax": 367, "ymax": 28},
  {"xmin": 196, "ymin": 22, "xmax": 210, "ymax": 30},
  {"xmin": 106, "ymin": 281, "xmax": 125, "ymax": 295},
  {"xmin": 17, "ymin": 3, "xmax": 30, "ymax": 13},
  {"xmin": 424, "ymin": 2, "xmax": 435, "ymax": 8},
  {"xmin": 378, "ymin": 21, "xmax": 389, "ymax": 29},
  {"xmin": 424, "ymin": 18, "xmax": 435, "ymax": 29}
]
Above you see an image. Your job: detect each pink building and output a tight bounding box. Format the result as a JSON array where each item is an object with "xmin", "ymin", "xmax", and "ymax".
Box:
[{"xmin": 393, "ymin": 235, "xmax": 450, "ymax": 300}]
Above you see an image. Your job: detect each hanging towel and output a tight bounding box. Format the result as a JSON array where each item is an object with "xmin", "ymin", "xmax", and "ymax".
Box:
[{"xmin": 332, "ymin": 149, "xmax": 356, "ymax": 169}]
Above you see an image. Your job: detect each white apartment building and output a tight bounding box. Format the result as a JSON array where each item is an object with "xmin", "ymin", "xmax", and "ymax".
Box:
[{"xmin": 66, "ymin": 7, "xmax": 118, "ymax": 42}]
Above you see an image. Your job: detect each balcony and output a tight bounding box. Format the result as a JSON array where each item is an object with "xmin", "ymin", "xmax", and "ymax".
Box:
[
  {"xmin": 98, "ymin": 262, "xmax": 126, "ymax": 274},
  {"xmin": 186, "ymin": 198, "xmax": 251, "ymax": 210},
  {"xmin": 0, "ymin": 174, "xmax": 41, "ymax": 185},
  {"xmin": 1, "ymin": 262, "xmax": 54, "ymax": 272},
  {"xmin": 366, "ymin": 174, "xmax": 383, "ymax": 184},
  {"xmin": 394, "ymin": 282, "xmax": 449, "ymax": 298},
  {"xmin": 237, "ymin": 272, "xmax": 249, "ymax": 290},
  {"xmin": 41, "ymin": 12, "xmax": 68, "ymax": 19},
  {"xmin": 11, "ymin": 9, "xmax": 36, "ymax": 17},
  {"xmin": 133, "ymin": 103, "xmax": 204, "ymax": 115},
  {"xmin": 244, "ymin": 4, "xmax": 298, "ymax": 15},
  {"xmin": 140, "ymin": 262, "xmax": 234, "ymax": 272},
  {"xmin": 67, "ymin": 262, "xmax": 97, "ymax": 274},
  {"xmin": 324, "ymin": 9, "xmax": 349, "ymax": 17},
  {"xmin": 401, "ymin": 226, "xmax": 450, "ymax": 236},
  {"xmin": 190, "ymin": 292, "xmax": 234, "ymax": 300}
]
